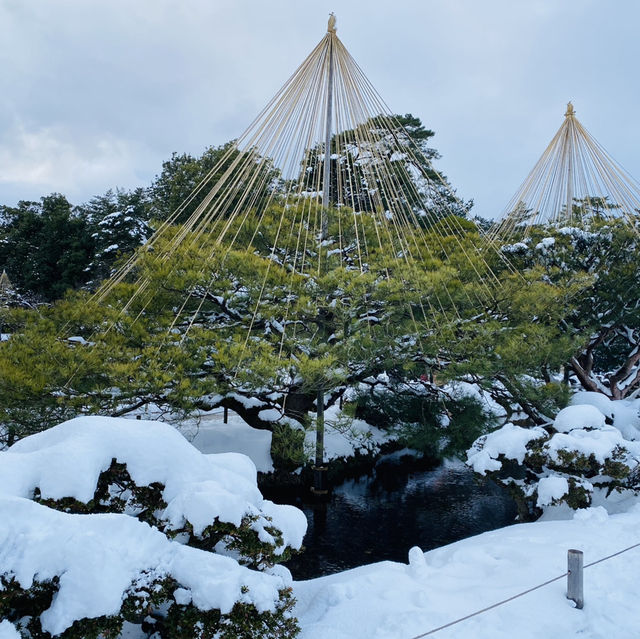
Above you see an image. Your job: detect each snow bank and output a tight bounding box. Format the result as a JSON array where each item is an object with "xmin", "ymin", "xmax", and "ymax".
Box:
[
  {"xmin": 293, "ymin": 501, "xmax": 640, "ymax": 638},
  {"xmin": 0, "ymin": 416, "xmax": 305, "ymax": 552},
  {"xmin": 0, "ymin": 496, "xmax": 285, "ymax": 636}
]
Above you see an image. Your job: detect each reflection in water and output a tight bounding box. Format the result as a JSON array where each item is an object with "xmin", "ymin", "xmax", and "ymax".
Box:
[{"xmin": 284, "ymin": 461, "xmax": 517, "ymax": 580}]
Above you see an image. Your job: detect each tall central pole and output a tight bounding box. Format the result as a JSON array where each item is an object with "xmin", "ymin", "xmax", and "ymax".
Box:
[
  {"xmin": 565, "ymin": 102, "xmax": 575, "ymax": 223},
  {"xmin": 314, "ymin": 15, "xmax": 336, "ymax": 494},
  {"xmin": 321, "ymin": 20, "xmax": 335, "ymax": 241}
]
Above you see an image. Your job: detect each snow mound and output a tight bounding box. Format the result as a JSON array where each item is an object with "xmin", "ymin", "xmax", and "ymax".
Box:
[
  {"xmin": 571, "ymin": 392, "xmax": 640, "ymax": 440},
  {"xmin": 536, "ymin": 476, "xmax": 569, "ymax": 506},
  {"xmin": 553, "ymin": 404, "xmax": 606, "ymax": 433},
  {"xmin": 0, "ymin": 416, "xmax": 306, "ymax": 552},
  {"xmin": 467, "ymin": 422, "xmax": 547, "ymax": 475},
  {"xmin": 545, "ymin": 425, "xmax": 640, "ymax": 465},
  {"xmin": 0, "ymin": 496, "xmax": 285, "ymax": 636}
]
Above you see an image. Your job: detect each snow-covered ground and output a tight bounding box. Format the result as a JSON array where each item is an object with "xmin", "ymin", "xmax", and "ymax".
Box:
[
  {"xmin": 293, "ymin": 499, "xmax": 640, "ymax": 638},
  {"xmin": 303, "ymin": 403, "xmax": 392, "ymax": 462},
  {"xmin": 292, "ymin": 390, "xmax": 640, "ymax": 638},
  {"xmin": 177, "ymin": 403, "xmax": 393, "ymax": 472},
  {"xmin": 180, "ymin": 409, "xmax": 275, "ymax": 472}
]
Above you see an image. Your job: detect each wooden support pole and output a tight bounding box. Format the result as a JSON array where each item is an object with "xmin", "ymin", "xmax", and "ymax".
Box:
[
  {"xmin": 567, "ymin": 549, "xmax": 584, "ymax": 609},
  {"xmin": 223, "ymin": 406, "xmax": 229, "ymax": 424}
]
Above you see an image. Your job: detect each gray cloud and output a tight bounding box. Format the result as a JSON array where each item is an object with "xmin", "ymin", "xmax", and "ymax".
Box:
[{"xmin": 1, "ymin": 0, "xmax": 639, "ymax": 219}]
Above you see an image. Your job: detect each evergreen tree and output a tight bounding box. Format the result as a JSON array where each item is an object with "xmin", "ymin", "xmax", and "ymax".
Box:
[
  {"xmin": 147, "ymin": 143, "xmax": 279, "ymax": 224},
  {"xmin": 0, "ymin": 194, "xmax": 94, "ymax": 301},
  {"xmin": 299, "ymin": 113, "xmax": 471, "ymax": 221},
  {"xmin": 81, "ymin": 188, "xmax": 151, "ymax": 283}
]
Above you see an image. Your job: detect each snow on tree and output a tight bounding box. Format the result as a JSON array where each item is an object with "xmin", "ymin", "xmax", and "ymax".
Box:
[
  {"xmin": 467, "ymin": 396, "xmax": 640, "ymax": 519},
  {"xmin": 499, "ymin": 218, "xmax": 640, "ymax": 400},
  {"xmin": 0, "ymin": 416, "xmax": 306, "ymax": 638},
  {"xmin": 82, "ymin": 189, "xmax": 151, "ymax": 284}
]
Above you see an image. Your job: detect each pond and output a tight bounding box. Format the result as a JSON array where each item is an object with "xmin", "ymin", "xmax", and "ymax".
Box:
[{"xmin": 282, "ymin": 460, "xmax": 517, "ymax": 580}]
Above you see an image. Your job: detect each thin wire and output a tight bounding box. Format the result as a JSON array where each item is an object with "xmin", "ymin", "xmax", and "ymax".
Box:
[{"xmin": 407, "ymin": 541, "xmax": 640, "ymax": 639}]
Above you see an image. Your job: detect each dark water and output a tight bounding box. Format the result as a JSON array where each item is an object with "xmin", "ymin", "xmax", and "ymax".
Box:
[{"xmin": 283, "ymin": 461, "xmax": 517, "ymax": 580}]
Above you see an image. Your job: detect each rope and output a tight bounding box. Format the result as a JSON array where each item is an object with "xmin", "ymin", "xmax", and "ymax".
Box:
[
  {"xmin": 492, "ymin": 103, "xmax": 640, "ymax": 242},
  {"xmin": 407, "ymin": 541, "xmax": 640, "ymax": 639}
]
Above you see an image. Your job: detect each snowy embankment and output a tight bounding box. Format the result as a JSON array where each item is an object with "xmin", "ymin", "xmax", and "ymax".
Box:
[
  {"xmin": 293, "ymin": 501, "xmax": 640, "ymax": 639},
  {"xmin": 292, "ymin": 390, "xmax": 640, "ymax": 638}
]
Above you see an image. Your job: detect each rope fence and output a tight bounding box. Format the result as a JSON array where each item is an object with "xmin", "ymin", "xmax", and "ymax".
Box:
[{"xmin": 407, "ymin": 541, "xmax": 640, "ymax": 639}]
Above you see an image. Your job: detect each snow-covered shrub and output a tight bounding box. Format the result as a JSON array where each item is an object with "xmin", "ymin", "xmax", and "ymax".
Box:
[
  {"xmin": 467, "ymin": 401, "xmax": 640, "ymax": 519},
  {"xmin": 0, "ymin": 417, "xmax": 306, "ymax": 638}
]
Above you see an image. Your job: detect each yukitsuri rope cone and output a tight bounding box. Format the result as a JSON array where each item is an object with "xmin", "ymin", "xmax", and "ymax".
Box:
[
  {"xmin": 86, "ymin": 16, "xmax": 503, "ymax": 481},
  {"xmin": 491, "ymin": 102, "xmax": 640, "ymax": 241}
]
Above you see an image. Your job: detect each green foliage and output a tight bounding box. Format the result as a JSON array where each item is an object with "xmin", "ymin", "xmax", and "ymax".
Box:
[
  {"xmin": 160, "ymin": 586, "xmax": 298, "ymax": 639},
  {"xmin": 0, "ymin": 195, "xmax": 95, "ymax": 301},
  {"xmin": 1, "ymin": 574, "xmax": 299, "ymax": 639},
  {"xmin": 270, "ymin": 424, "xmax": 306, "ymax": 471},
  {"xmin": 79, "ymin": 188, "xmax": 151, "ymax": 283},
  {"xmin": 497, "ymin": 218, "xmax": 640, "ymax": 399},
  {"xmin": 148, "ymin": 144, "xmax": 278, "ymax": 224},
  {"xmin": 299, "ymin": 113, "xmax": 471, "ymax": 220},
  {"xmin": 353, "ymin": 381, "xmax": 494, "ymax": 459},
  {"xmin": 0, "ymin": 575, "xmax": 122, "ymax": 639}
]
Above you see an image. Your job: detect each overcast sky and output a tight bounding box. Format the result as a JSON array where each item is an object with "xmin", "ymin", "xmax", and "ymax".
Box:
[{"xmin": 1, "ymin": 0, "xmax": 639, "ymax": 219}]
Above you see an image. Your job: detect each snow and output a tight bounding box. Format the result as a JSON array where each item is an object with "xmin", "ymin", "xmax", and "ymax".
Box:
[
  {"xmin": 536, "ymin": 476, "xmax": 569, "ymax": 506},
  {"xmin": 293, "ymin": 501, "xmax": 640, "ymax": 638},
  {"xmin": 0, "ymin": 416, "xmax": 305, "ymax": 552},
  {"xmin": 553, "ymin": 404, "xmax": 606, "ymax": 433},
  {"xmin": 226, "ymin": 393, "xmax": 266, "ymax": 409},
  {"xmin": 446, "ymin": 381, "xmax": 508, "ymax": 419},
  {"xmin": 304, "ymin": 404, "xmax": 391, "ymax": 461},
  {"xmin": 258, "ymin": 408, "xmax": 283, "ymax": 422},
  {"xmin": 183, "ymin": 411, "xmax": 274, "ymax": 473},
  {"xmin": 535, "ymin": 236, "xmax": 556, "ymax": 250},
  {"xmin": 0, "ymin": 496, "xmax": 286, "ymax": 636},
  {"xmin": 0, "ymin": 621, "xmax": 20, "ymax": 639},
  {"xmin": 570, "ymin": 391, "xmax": 640, "ymax": 440},
  {"xmin": 467, "ymin": 422, "xmax": 547, "ymax": 475}
]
